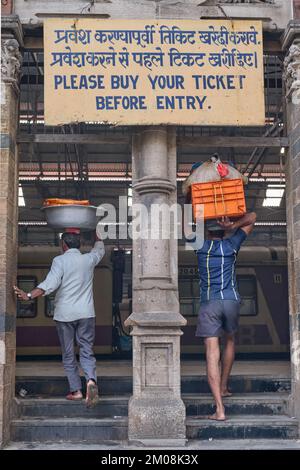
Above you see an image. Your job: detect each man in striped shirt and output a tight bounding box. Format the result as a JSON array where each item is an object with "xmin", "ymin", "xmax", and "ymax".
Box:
[{"xmin": 196, "ymin": 212, "xmax": 256, "ymax": 421}]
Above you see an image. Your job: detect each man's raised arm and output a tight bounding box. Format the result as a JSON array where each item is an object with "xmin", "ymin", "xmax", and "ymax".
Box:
[
  {"xmin": 89, "ymin": 231, "xmax": 105, "ymax": 266},
  {"xmin": 217, "ymin": 212, "xmax": 257, "ymax": 236}
]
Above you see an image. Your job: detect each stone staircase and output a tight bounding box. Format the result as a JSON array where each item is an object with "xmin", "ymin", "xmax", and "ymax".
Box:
[{"xmin": 11, "ymin": 374, "xmax": 298, "ymax": 443}]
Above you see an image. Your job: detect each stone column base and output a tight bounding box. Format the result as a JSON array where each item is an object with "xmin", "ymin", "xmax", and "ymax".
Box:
[
  {"xmin": 125, "ymin": 319, "xmax": 186, "ymax": 445},
  {"xmin": 128, "ymin": 396, "xmax": 186, "ymax": 447}
]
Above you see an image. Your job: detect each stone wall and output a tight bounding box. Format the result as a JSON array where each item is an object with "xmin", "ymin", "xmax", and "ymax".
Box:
[
  {"xmin": 295, "ymin": 0, "xmax": 300, "ymax": 19},
  {"xmin": 13, "ymin": 0, "xmax": 292, "ymax": 31}
]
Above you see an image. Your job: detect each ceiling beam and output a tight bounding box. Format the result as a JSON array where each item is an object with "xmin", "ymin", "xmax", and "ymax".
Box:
[
  {"xmin": 178, "ymin": 136, "xmax": 289, "ymax": 148},
  {"xmin": 18, "ymin": 134, "xmax": 289, "ymax": 148},
  {"xmin": 18, "ymin": 134, "xmax": 130, "ymax": 145}
]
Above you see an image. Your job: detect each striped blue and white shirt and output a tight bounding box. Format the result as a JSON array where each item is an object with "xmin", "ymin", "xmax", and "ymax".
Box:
[{"xmin": 196, "ymin": 228, "xmax": 247, "ymax": 303}]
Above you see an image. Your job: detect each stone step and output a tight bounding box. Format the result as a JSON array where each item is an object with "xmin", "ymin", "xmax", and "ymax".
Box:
[
  {"xmin": 17, "ymin": 393, "xmax": 289, "ymax": 418},
  {"xmin": 11, "ymin": 415, "xmax": 298, "ymax": 442},
  {"xmin": 185, "ymin": 393, "xmax": 289, "ymax": 416},
  {"xmin": 181, "ymin": 376, "xmax": 291, "ymax": 394},
  {"xmin": 186, "ymin": 415, "xmax": 299, "ymax": 440},
  {"xmin": 11, "ymin": 417, "xmax": 128, "ymax": 443},
  {"xmin": 5, "ymin": 439, "xmax": 300, "ymax": 450},
  {"xmin": 17, "ymin": 396, "xmax": 129, "ymax": 418},
  {"xmin": 15, "ymin": 375, "xmax": 291, "ymax": 397}
]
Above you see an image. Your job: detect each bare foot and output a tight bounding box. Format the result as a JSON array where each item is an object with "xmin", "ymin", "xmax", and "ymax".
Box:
[
  {"xmin": 208, "ymin": 412, "xmax": 226, "ymax": 421},
  {"xmin": 86, "ymin": 380, "xmax": 99, "ymax": 408},
  {"xmin": 66, "ymin": 390, "xmax": 83, "ymax": 401},
  {"xmin": 221, "ymin": 390, "xmax": 233, "ymax": 397}
]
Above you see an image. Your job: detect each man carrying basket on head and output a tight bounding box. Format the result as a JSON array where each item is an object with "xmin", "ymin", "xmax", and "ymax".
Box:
[
  {"xmin": 195, "ymin": 213, "xmax": 256, "ymax": 421},
  {"xmin": 14, "ymin": 229, "xmax": 105, "ymax": 408}
]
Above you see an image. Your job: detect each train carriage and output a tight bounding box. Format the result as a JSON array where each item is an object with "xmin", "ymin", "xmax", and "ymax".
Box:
[{"xmin": 16, "ymin": 245, "xmax": 289, "ymax": 357}]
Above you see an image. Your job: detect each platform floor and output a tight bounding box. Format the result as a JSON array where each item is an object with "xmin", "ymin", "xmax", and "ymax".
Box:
[
  {"xmin": 16, "ymin": 360, "xmax": 291, "ymax": 378},
  {"xmin": 4, "ymin": 438, "xmax": 300, "ymax": 450}
]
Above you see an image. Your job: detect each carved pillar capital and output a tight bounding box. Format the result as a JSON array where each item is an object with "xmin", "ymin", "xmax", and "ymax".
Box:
[
  {"xmin": 282, "ymin": 21, "xmax": 300, "ymax": 104},
  {"xmin": 1, "ymin": 38, "xmax": 22, "ymax": 85},
  {"xmin": 283, "ymin": 43, "xmax": 300, "ymax": 102},
  {"xmin": 1, "ymin": 15, "xmax": 23, "ymax": 91}
]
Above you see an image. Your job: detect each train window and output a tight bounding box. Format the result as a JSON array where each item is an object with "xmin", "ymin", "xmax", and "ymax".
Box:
[
  {"xmin": 180, "ymin": 300, "xmax": 194, "ymax": 317},
  {"xmin": 45, "ymin": 293, "xmax": 55, "ymax": 318},
  {"xmin": 16, "ymin": 276, "xmax": 37, "ymax": 318},
  {"xmin": 179, "ymin": 279, "xmax": 193, "ymax": 298},
  {"xmin": 179, "ymin": 270, "xmax": 200, "ymax": 316},
  {"xmin": 194, "ymin": 299, "xmax": 200, "ymax": 315},
  {"xmin": 179, "ymin": 278, "xmax": 199, "ymax": 297},
  {"xmin": 179, "ymin": 298, "xmax": 200, "ymax": 317},
  {"xmin": 192, "ymin": 280, "xmax": 200, "ymax": 297},
  {"xmin": 237, "ymin": 275, "xmax": 258, "ymax": 316},
  {"xmin": 179, "ymin": 273, "xmax": 257, "ymax": 316}
]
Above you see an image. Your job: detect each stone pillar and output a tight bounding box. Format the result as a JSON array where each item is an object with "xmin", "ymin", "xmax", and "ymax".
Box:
[
  {"xmin": 125, "ymin": 127, "xmax": 187, "ymax": 446},
  {"xmin": 0, "ymin": 15, "xmax": 22, "ymax": 447},
  {"xmin": 1, "ymin": 0, "xmax": 13, "ymax": 15},
  {"xmin": 294, "ymin": 0, "xmax": 300, "ymax": 20},
  {"xmin": 282, "ymin": 21, "xmax": 300, "ymax": 428}
]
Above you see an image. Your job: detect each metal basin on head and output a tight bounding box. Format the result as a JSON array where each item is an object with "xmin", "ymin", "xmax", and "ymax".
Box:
[{"xmin": 41, "ymin": 204, "xmax": 98, "ymax": 231}]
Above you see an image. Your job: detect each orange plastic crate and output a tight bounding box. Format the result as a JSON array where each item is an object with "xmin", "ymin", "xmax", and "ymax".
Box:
[{"xmin": 191, "ymin": 178, "xmax": 246, "ymax": 220}]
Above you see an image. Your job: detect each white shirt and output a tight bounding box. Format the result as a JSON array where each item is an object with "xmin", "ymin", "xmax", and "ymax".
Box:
[{"xmin": 37, "ymin": 241, "xmax": 105, "ymax": 322}]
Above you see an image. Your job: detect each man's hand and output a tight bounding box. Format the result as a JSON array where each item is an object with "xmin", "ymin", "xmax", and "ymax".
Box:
[
  {"xmin": 94, "ymin": 229, "xmax": 102, "ymax": 242},
  {"xmin": 217, "ymin": 216, "xmax": 234, "ymax": 231},
  {"xmin": 13, "ymin": 285, "xmax": 29, "ymax": 301}
]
